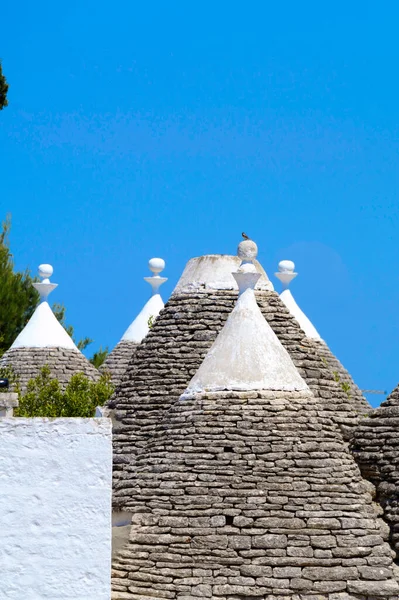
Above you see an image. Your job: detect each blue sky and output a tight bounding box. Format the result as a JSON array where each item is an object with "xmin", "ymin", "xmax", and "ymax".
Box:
[{"xmin": 1, "ymin": 1, "xmax": 399, "ymax": 406}]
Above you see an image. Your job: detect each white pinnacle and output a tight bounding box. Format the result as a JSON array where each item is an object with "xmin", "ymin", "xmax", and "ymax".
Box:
[
  {"xmin": 33, "ymin": 263, "xmax": 58, "ymax": 302},
  {"xmin": 144, "ymin": 258, "xmax": 167, "ymax": 296},
  {"xmin": 121, "ymin": 258, "xmax": 167, "ymax": 343},
  {"xmin": 275, "ymin": 260, "xmax": 322, "ymax": 341}
]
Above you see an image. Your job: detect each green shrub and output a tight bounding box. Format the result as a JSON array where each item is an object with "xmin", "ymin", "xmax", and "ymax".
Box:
[{"xmin": 14, "ymin": 366, "xmax": 114, "ymax": 417}]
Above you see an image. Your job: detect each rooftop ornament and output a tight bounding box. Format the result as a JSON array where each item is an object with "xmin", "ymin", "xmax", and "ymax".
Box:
[
  {"xmin": 275, "ymin": 259, "xmax": 298, "ymax": 290},
  {"xmin": 144, "ymin": 258, "xmax": 167, "ymax": 296},
  {"xmin": 33, "ymin": 264, "xmax": 58, "ymax": 302}
]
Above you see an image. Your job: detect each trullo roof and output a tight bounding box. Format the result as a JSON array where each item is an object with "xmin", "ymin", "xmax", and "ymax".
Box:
[
  {"xmin": 111, "ymin": 244, "xmax": 398, "ymax": 599},
  {"xmin": 110, "ymin": 246, "xmax": 368, "ymax": 511},
  {"xmin": 101, "ymin": 258, "xmax": 167, "ymax": 385},
  {"xmin": 0, "ymin": 263, "xmax": 99, "ymax": 390}
]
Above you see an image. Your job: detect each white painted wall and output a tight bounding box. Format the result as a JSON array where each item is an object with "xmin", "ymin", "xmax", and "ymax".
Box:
[{"xmin": 0, "ymin": 418, "xmax": 112, "ymax": 600}]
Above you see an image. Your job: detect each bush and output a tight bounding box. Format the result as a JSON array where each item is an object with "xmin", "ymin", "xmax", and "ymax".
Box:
[{"xmin": 14, "ymin": 366, "xmax": 114, "ymax": 417}]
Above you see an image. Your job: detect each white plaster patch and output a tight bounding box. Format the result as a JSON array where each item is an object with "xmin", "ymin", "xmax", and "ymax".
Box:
[
  {"xmin": 10, "ymin": 302, "xmax": 79, "ymax": 350},
  {"xmin": 0, "ymin": 418, "xmax": 112, "ymax": 600},
  {"xmin": 183, "ymin": 287, "xmax": 308, "ymax": 396},
  {"xmin": 280, "ymin": 289, "xmax": 322, "ymax": 341},
  {"xmin": 173, "ymin": 255, "xmax": 274, "ymax": 293},
  {"xmin": 121, "ymin": 293, "xmax": 164, "ymax": 343}
]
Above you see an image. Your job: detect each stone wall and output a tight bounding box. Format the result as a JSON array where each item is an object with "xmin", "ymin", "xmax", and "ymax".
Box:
[
  {"xmin": 111, "ymin": 390, "xmax": 398, "ymax": 599},
  {"xmin": 0, "ymin": 417, "xmax": 112, "ymax": 600}
]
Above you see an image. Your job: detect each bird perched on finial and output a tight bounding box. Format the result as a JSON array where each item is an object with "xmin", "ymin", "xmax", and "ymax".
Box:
[{"xmin": 242, "ymin": 232, "xmax": 250, "ymax": 240}]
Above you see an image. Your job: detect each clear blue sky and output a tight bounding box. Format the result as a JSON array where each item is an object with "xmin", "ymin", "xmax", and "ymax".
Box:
[{"xmin": 2, "ymin": 1, "xmax": 399, "ymax": 406}]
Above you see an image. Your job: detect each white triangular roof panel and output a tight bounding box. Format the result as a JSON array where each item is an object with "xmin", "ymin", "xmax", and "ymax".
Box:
[
  {"xmin": 11, "ymin": 302, "xmax": 79, "ymax": 350},
  {"xmin": 183, "ymin": 287, "xmax": 308, "ymax": 396},
  {"xmin": 280, "ymin": 289, "xmax": 322, "ymax": 341},
  {"xmin": 121, "ymin": 294, "xmax": 164, "ymax": 343}
]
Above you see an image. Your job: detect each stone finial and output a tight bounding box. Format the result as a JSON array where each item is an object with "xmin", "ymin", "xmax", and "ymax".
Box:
[
  {"xmin": 275, "ymin": 259, "xmax": 298, "ymax": 290},
  {"xmin": 237, "ymin": 239, "xmax": 258, "ymax": 264},
  {"xmin": 235, "ymin": 238, "xmax": 260, "ymax": 294},
  {"xmin": 144, "ymin": 257, "xmax": 167, "ymax": 296},
  {"xmin": 33, "ymin": 263, "xmax": 58, "ymax": 302}
]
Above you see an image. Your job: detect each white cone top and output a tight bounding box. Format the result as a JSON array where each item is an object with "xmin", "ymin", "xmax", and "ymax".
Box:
[
  {"xmin": 276, "ymin": 260, "xmax": 322, "ymax": 341},
  {"xmin": 121, "ymin": 294, "xmax": 164, "ymax": 342},
  {"xmin": 182, "ymin": 244, "xmax": 308, "ymax": 397},
  {"xmin": 173, "ymin": 254, "xmax": 274, "ymax": 294},
  {"xmin": 10, "ymin": 264, "xmax": 79, "ymax": 350},
  {"xmin": 121, "ymin": 258, "xmax": 167, "ymax": 343}
]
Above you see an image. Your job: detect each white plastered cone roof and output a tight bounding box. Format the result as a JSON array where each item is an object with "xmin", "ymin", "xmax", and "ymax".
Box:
[
  {"xmin": 182, "ymin": 241, "xmax": 308, "ymax": 397},
  {"xmin": 120, "ymin": 258, "xmax": 167, "ymax": 344},
  {"xmin": 10, "ymin": 264, "xmax": 79, "ymax": 351},
  {"xmin": 276, "ymin": 260, "xmax": 322, "ymax": 341}
]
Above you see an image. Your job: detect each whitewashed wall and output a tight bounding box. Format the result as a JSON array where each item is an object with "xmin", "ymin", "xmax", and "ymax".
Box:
[{"xmin": 0, "ymin": 418, "xmax": 112, "ymax": 600}]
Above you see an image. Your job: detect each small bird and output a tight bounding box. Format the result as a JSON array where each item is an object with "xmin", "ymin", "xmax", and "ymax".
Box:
[{"xmin": 242, "ymin": 232, "xmax": 250, "ymax": 240}]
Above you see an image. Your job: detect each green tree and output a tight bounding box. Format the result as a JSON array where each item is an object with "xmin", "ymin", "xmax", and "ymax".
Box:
[
  {"xmin": 15, "ymin": 366, "xmax": 114, "ymax": 417},
  {"xmin": 89, "ymin": 346, "xmax": 109, "ymax": 368},
  {"xmin": 0, "ymin": 215, "xmax": 103, "ymax": 359},
  {"xmin": 0, "ymin": 216, "xmax": 39, "ymax": 356},
  {"xmin": 0, "ymin": 61, "xmax": 8, "ymax": 110}
]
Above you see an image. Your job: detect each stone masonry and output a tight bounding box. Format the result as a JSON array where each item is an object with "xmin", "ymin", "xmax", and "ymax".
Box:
[
  {"xmin": 351, "ymin": 382, "xmax": 399, "ymax": 558},
  {"xmin": 111, "ymin": 259, "xmax": 399, "ymax": 599},
  {"xmin": 0, "ymin": 346, "xmax": 100, "ymax": 392},
  {"xmin": 111, "ymin": 288, "xmax": 368, "ymax": 510},
  {"xmin": 313, "ymin": 340, "xmax": 370, "ymax": 418},
  {"xmin": 112, "ymin": 389, "xmax": 398, "ymax": 599},
  {"xmin": 102, "ymin": 340, "xmax": 139, "ymax": 386}
]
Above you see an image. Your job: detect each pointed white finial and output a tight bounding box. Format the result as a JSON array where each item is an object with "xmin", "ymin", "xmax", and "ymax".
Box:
[
  {"xmin": 275, "ymin": 260, "xmax": 297, "ymax": 290},
  {"xmin": 33, "ymin": 264, "xmax": 58, "ymax": 302},
  {"xmin": 144, "ymin": 258, "xmax": 167, "ymax": 295},
  {"xmin": 234, "ymin": 238, "xmax": 260, "ymax": 294}
]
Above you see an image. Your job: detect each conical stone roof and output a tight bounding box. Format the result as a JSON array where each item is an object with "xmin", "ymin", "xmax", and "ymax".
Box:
[
  {"xmin": 111, "ymin": 247, "xmax": 366, "ymax": 511},
  {"xmin": 351, "ymin": 383, "xmax": 399, "ymax": 558},
  {"xmin": 102, "ymin": 258, "xmax": 167, "ymax": 385},
  {"xmin": 111, "ymin": 251, "xmax": 398, "ymax": 599},
  {"xmin": 276, "ymin": 260, "xmax": 370, "ymax": 417},
  {"xmin": 0, "ymin": 264, "xmax": 99, "ymax": 391}
]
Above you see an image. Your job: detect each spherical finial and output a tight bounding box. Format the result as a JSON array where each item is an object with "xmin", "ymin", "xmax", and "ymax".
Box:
[
  {"xmin": 237, "ymin": 240, "xmax": 258, "ymax": 262},
  {"xmin": 275, "ymin": 259, "xmax": 297, "ymax": 290},
  {"xmin": 278, "ymin": 260, "xmax": 295, "ymax": 274},
  {"xmin": 148, "ymin": 257, "xmax": 165, "ymax": 276},
  {"xmin": 38, "ymin": 264, "xmax": 53, "ymax": 280}
]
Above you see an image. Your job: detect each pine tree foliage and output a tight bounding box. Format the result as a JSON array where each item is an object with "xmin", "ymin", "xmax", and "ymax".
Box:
[
  {"xmin": 0, "ymin": 61, "xmax": 9, "ymax": 110},
  {"xmin": 0, "ymin": 216, "xmax": 39, "ymax": 356},
  {"xmin": 90, "ymin": 346, "xmax": 109, "ymax": 368}
]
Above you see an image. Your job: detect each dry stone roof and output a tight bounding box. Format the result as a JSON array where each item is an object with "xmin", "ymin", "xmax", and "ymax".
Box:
[
  {"xmin": 276, "ymin": 260, "xmax": 370, "ymax": 417},
  {"xmin": 0, "ymin": 346, "xmax": 100, "ymax": 391},
  {"xmin": 102, "ymin": 340, "xmax": 139, "ymax": 386},
  {"xmin": 351, "ymin": 383, "xmax": 399, "ymax": 558},
  {"xmin": 111, "ymin": 253, "xmax": 368, "ymax": 512},
  {"xmin": 0, "ymin": 263, "xmax": 99, "ymax": 390},
  {"xmin": 111, "ymin": 251, "xmax": 399, "ymax": 599},
  {"xmin": 102, "ymin": 258, "xmax": 167, "ymax": 386},
  {"xmin": 313, "ymin": 340, "xmax": 370, "ymax": 417}
]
